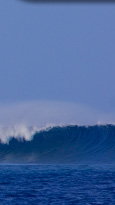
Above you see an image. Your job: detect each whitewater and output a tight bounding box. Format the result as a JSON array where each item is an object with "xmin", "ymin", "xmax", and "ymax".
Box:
[{"xmin": 0, "ymin": 124, "xmax": 115, "ymax": 164}]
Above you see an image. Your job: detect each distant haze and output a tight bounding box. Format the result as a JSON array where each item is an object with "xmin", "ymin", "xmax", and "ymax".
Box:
[{"xmin": 0, "ymin": 101, "xmax": 114, "ymax": 127}]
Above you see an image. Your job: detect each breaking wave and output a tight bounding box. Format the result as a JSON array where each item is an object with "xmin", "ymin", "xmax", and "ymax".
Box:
[{"xmin": 0, "ymin": 124, "xmax": 115, "ymax": 164}]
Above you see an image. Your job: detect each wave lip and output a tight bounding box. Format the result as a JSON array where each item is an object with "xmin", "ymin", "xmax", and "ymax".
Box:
[{"xmin": 0, "ymin": 124, "xmax": 115, "ymax": 164}]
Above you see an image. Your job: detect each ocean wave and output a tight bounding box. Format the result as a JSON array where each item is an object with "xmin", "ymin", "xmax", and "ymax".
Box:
[{"xmin": 0, "ymin": 124, "xmax": 115, "ymax": 163}]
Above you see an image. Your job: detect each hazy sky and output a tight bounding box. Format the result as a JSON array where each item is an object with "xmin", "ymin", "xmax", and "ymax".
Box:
[{"xmin": 0, "ymin": 1, "xmax": 115, "ymax": 125}]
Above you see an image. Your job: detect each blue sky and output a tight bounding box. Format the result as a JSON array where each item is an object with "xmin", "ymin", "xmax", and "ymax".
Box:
[{"xmin": 0, "ymin": 1, "xmax": 115, "ymax": 126}]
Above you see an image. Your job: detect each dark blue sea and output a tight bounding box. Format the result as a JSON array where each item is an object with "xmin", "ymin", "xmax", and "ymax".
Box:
[
  {"xmin": 0, "ymin": 164, "xmax": 115, "ymax": 204},
  {"xmin": 1, "ymin": 125, "xmax": 115, "ymax": 204}
]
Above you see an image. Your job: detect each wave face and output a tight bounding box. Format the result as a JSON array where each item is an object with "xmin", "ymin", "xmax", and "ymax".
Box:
[{"xmin": 0, "ymin": 125, "xmax": 115, "ymax": 164}]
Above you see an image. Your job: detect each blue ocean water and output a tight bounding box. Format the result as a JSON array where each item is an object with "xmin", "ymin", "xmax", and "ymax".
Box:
[
  {"xmin": 0, "ymin": 164, "xmax": 115, "ymax": 204},
  {"xmin": 0, "ymin": 125, "xmax": 115, "ymax": 204}
]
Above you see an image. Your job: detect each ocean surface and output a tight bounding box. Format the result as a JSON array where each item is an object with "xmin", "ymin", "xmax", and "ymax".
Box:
[
  {"xmin": 0, "ymin": 164, "xmax": 115, "ymax": 204},
  {"xmin": 0, "ymin": 125, "xmax": 115, "ymax": 204}
]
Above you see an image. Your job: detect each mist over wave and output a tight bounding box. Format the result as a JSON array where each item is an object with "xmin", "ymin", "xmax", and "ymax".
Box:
[
  {"xmin": 0, "ymin": 101, "xmax": 115, "ymax": 163},
  {"xmin": 0, "ymin": 100, "xmax": 106, "ymax": 127},
  {"xmin": 0, "ymin": 124, "xmax": 115, "ymax": 164},
  {"xmin": 0, "ymin": 100, "xmax": 115, "ymax": 144}
]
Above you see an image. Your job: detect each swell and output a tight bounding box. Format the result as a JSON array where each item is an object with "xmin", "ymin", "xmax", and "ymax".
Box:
[{"xmin": 0, "ymin": 125, "xmax": 115, "ymax": 164}]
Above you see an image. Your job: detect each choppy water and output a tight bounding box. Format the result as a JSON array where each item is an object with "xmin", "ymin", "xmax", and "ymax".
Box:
[{"xmin": 0, "ymin": 164, "xmax": 115, "ymax": 204}]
